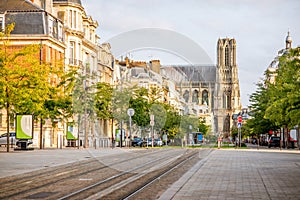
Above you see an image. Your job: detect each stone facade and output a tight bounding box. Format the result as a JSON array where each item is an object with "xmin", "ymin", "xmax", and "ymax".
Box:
[
  {"xmin": 214, "ymin": 38, "xmax": 242, "ymax": 137},
  {"xmin": 0, "ymin": 0, "xmax": 114, "ymax": 148},
  {"xmin": 115, "ymin": 38, "xmax": 242, "ymax": 137}
]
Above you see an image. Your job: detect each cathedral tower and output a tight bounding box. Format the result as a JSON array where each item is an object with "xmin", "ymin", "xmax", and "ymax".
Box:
[{"xmin": 214, "ymin": 38, "xmax": 241, "ymax": 137}]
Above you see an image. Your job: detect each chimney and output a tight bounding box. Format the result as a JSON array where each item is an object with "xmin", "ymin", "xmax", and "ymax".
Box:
[{"xmin": 150, "ymin": 60, "xmax": 161, "ymax": 74}]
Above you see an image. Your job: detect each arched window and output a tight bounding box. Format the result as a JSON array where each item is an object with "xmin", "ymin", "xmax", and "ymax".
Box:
[
  {"xmin": 183, "ymin": 90, "xmax": 189, "ymax": 103},
  {"xmin": 223, "ymin": 89, "xmax": 231, "ymax": 109},
  {"xmin": 202, "ymin": 90, "xmax": 208, "ymax": 105},
  {"xmin": 225, "ymin": 45, "xmax": 229, "ymax": 66},
  {"xmin": 192, "ymin": 90, "xmax": 199, "ymax": 104}
]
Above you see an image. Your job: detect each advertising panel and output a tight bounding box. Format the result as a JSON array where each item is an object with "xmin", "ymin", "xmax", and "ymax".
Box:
[
  {"xmin": 16, "ymin": 115, "xmax": 33, "ymax": 139},
  {"xmin": 66, "ymin": 123, "xmax": 77, "ymax": 140}
]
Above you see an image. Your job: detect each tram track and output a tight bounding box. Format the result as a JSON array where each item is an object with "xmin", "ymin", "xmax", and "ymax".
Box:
[{"xmin": 0, "ymin": 148, "xmax": 179, "ymax": 200}]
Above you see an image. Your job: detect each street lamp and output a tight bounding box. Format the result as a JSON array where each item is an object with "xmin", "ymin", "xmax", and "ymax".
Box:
[{"xmin": 127, "ymin": 108, "xmax": 135, "ymax": 147}]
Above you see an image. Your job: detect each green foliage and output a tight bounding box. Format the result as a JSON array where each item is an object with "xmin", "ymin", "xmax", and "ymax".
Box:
[
  {"xmin": 248, "ymin": 82, "xmax": 279, "ymax": 136},
  {"xmin": 111, "ymin": 85, "xmax": 132, "ymax": 124},
  {"xmin": 198, "ymin": 118, "xmax": 209, "ymax": 136},
  {"xmin": 248, "ymin": 47, "xmax": 300, "ymax": 134},
  {"xmin": 0, "ymin": 23, "xmax": 66, "ymax": 121},
  {"xmin": 178, "ymin": 115, "xmax": 198, "ymax": 139},
  {"xmin": 150, "ymin": 103, "xmax": 167, "ymax": 132},
  {"xmin": 130, "ymin": 87, "xmax": 150, "ymax": 127},
  {"xmin": 72, "ymin": 72, "xmax": 96, "ymax": 120},
  {"xmin": 95, "ymin": 82, "xmax": 113, "ymax": 120},
  {"xmin": 264, "ymin": 47, "xmax": 300, "ymax": 128}
]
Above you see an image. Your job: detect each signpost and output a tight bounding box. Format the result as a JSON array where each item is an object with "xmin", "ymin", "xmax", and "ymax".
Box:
[
  {"xmin": 127, "ymin": 108, "xmax": 135, "ymax": 147},
  {"xmin": 150, "ymin": 114, "xmax": 154, "ymax": 148},
  {"xmin": 237, "ymin": 116, "xmax": 242, "ymax": 147}
]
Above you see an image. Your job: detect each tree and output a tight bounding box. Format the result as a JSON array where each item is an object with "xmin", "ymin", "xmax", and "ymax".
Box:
[
  {"xmin": 130, "ymin": 87, "xmax": 150, "ymax": 129},
  {"xmin": 197, "ymin": 118, "xmax": 209, "ymax": 136},
  {"xmin": 95, "ymin": 82, "xmax": 113, "ymax": 120},
  {"xmin": 72, "ymin": 71, "xmax": 96, "ymax": 148},
  {"xmin": 0, "ymin": 23, "xmax": 64, "ymax": 151},
  {"xmin": 248, "ymin": 82, "xmax": 279, "ymax": 138},
  {"xmin": 265, "ymin": 47, "xmax": 300, "ymax": 128}
]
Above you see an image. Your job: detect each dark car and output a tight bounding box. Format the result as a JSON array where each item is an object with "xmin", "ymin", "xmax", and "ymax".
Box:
[
  {"xmin": 16, "ymin": 139, "xmax": 33, "ymax": 147},
  {"xmin": 268, "ymin": 136, "xmax": 280, "ymax": 148},
  {"xmin": 131, "ymin": 137, "xmax": 143, "ymax": 147}
]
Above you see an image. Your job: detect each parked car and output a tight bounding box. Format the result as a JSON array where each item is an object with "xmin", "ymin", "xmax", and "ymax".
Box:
[
  {"xmin": 131, "ymin": 137, "xmax": 143, "ymax": 147},
  {"xmin": 0, "ymin": 132, "xmax": 17, "ymax": 146},
  {"xmin": 141, "ymin": 138, "xmax": 157, "ymax": 147},
  {"xmin": 155, "ymin": 138, "xmax": 163, "ymax": 146},
  {"xmin": 16, "ymin": 139, "xmax": 33, "ymax": 147},
  {"xmin": 268, "ymin": 136, "xmax": 280, "ymax": 148}
]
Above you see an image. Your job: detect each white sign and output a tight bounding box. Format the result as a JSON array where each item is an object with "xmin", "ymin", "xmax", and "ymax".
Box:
[
  {"xmin": 150, "ymin": 114, "xmax": 154, "ymax": 121},
  {"xmin": 150, "ymin": 120, "xmax": 155, "ymax": 126},
  {"xmin": 127, "ymin": 108, "xmax": 135, "ymax": 116}
]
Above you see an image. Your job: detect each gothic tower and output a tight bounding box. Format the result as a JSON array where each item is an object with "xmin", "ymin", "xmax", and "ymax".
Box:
[{"xmin": 214, "ymin": 38, "xmax": 241, "ymax": 138}]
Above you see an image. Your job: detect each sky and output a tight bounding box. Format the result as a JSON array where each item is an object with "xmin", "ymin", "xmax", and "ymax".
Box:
[{"xmin": 82, "ymin": 0, "xmax": 300, "ymax": 107}]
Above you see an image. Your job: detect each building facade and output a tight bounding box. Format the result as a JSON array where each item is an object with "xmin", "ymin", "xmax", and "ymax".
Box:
[
  {"xmin": 0, "ymin": 0, "xmax": 114, "ymax": 148},
  {"xmin": 114, "ymin": 38, "xmax": 242, "ymax": 137}
]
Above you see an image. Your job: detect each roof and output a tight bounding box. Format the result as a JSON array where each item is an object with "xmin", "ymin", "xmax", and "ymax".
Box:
[
  {"xmin": 53, "ymin": 0, "xmax": 82, "ymax": 5},
  {"xmin": 6, "ymin": 12, "xmax": 45, "ymax": 34},
  {"xmin": 162, "ymin": 65, "xmax": 216, "ymax": 83},
  {"xmin": 0, "ymin": 0, "xmax": 42, "ymax": 13}
]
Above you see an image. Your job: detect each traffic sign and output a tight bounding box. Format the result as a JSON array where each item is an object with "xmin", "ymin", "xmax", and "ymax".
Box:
[
  {"xmin": 238, "ymin": 122, "xmax": 242, "ymax": 128},
  {"xmin": 127, "ymin": 108, "xmax": 135, "ymax": 116},
  {"xmin": 238, "ymin": 116, "xmax": 242, "ymax": 123},
  {"xmin": 150, "ymin": 120, "xmax": 155, "ymax": 126}
]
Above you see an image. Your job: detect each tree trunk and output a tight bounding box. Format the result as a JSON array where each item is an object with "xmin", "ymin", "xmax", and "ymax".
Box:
[
  {"xmin": 6, "ymin": 100, "xmax": 10, "ymax": 152},
  {"xmin": 40, "ymin": 119, "xmax": 43, "ymax": 149}
]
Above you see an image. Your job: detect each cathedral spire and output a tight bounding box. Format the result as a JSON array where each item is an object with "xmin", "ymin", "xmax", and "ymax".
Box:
[{"xmin": 286, "ymin": 30, "xmax": 292, "ymax": 49}]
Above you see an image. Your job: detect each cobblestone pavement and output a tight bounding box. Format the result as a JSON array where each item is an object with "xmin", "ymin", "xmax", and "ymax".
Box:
[{"xmin": 160, "ymin": 149, "xmax": 300, "ymax": 200}]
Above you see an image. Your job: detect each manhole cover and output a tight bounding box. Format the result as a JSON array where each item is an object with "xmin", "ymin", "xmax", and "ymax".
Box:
[{"xmin": 26, "ymin": 192, "xmax": 56, "ymax": 199}]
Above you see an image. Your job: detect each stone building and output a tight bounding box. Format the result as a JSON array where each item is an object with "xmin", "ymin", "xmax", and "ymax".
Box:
[
  {"xmin": 214, "ymin": 38, "xmax": 242, "ymax": 137},
  {"xmin": 0, "ymin": 0, "xmax": 114, "ymax": 148},
  {"xmin": 115, "ymin": 38, "xmax": 242, "ymax": 137},
  {"xmin": 0, "ymin": 0, "xmax": 66, "ymax": 148}
]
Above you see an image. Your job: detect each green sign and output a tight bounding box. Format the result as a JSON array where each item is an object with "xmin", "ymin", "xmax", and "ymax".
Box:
[
  {"xmin": 115, "ymin": 129, "xmax": 125, "ymax": 142},
  {"xmin": 67, "ymin": 123, "xmax": 77, "ymax": 140},
  {"xmin": 16, "ymin": 115, "xmax": 33, "ymax": 139}
]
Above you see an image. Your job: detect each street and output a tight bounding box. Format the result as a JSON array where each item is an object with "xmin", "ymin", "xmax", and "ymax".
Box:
[{"xmin": 1, "ymin": 147, "xmax": 300, "ymax": 199}]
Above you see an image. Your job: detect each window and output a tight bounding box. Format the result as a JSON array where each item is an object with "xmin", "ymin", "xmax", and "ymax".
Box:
[
  {"xmin": 0, "ymin": 16, "xmax": 4, "ymax": 32},
  {"xmin": 69, "ymin": 10, "xmax": 72, "ymax": 28},
  {"xmin": 192, "ymin": 90, "xmax": 199, "ymax": 103},
  {"xmin": 202, "ymin": 90, "xmax": 208, "ymax": 105},
  {"xmin": 183, "ymin": 90, "xmax": 189, "ymax": 103},
  {"xmin": 223, "ymin": 90, "xmax": 231, "ymax": 109},
  {"xmin": 9, "ymin": 114, "xmax": 15, "ymax": 128},
  {"xmin": 74, "ymin": 10, "xmax": 77, "ymax": 29},
  {"xmin": 69, "ymin": 41, "xmax": 75, "ymax": 65},
  {"xmin": 225, "ymin": 45, "xmax": 229, "ymax": 66}
]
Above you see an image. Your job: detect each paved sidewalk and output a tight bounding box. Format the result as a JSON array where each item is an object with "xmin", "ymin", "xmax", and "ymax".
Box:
[
  {"xmin": 0, "ymin": 147, "xmax": 138, "ymax": 178},
  {"xmin": 160, "ymin": 149, "xmax": 300, "ymax": 200}
]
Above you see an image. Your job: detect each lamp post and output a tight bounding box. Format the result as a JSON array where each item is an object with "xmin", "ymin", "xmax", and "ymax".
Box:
[
  {"xmin": 150, "ymin": 114, "xmax": 155, "ymax": 148},
  {"xmin": 127, "ymin": 108, "xmax": 135, "ymax": 147}
]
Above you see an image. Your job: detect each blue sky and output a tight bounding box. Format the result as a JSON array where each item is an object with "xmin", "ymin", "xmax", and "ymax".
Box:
[{"xmin": 82, "ymin": 0, "xmax": 300, "ymax": 107}]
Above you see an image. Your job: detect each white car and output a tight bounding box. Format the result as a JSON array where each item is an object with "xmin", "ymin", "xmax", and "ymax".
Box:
[
  {"xmin": 0, "ymin": 132, "xmax": 17, "ymax": 146},
  {"xmin": 155, "ymin": 138, "xmax": 163, "ymax": 146}
]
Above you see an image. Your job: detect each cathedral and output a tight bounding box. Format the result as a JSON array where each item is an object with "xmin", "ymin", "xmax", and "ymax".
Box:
[{"xmin": 160, "ymin": 38, "xmax": 242, "ymax": 137}]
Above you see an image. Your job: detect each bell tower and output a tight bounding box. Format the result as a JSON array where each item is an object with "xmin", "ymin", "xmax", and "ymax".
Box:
[
  {"xmin": 286, "ymin": 31, "xmax": 292, "ymax": 49},
  {"xmin": 214, "ymin": 38, "xmax": 241, "ymax": 137}
]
